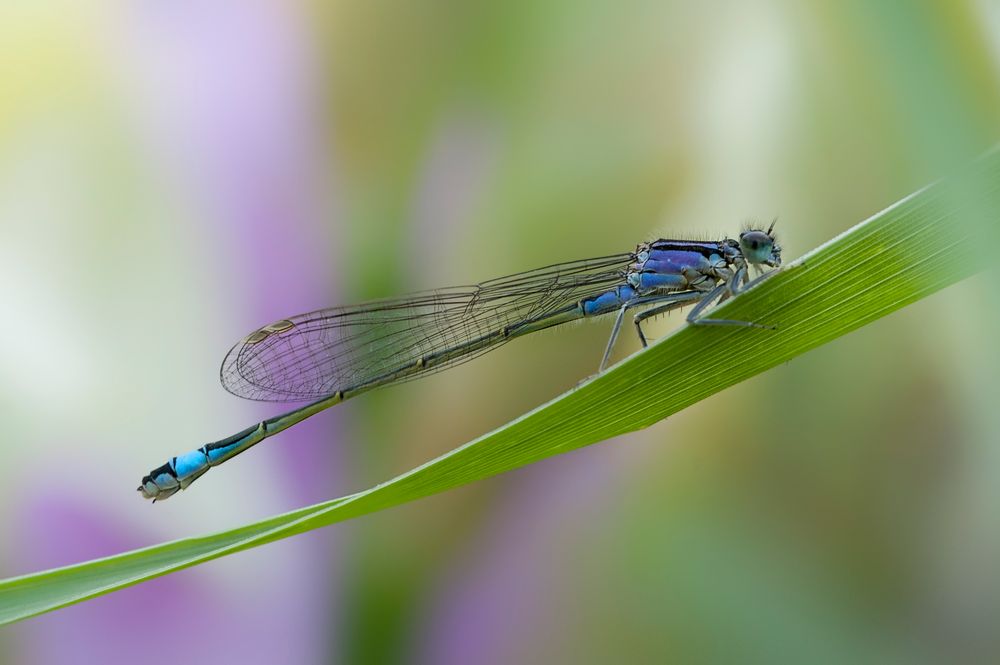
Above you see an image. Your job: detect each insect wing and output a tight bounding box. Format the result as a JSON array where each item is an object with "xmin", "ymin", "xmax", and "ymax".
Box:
[{"xmin": 220, "ymin": 254, "xmax": 632, "ymax": 401}]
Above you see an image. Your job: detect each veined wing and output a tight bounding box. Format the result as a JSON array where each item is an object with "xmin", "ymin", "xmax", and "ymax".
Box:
[{"xmin": 220, "ymin": 253, "xmax": 633, "ymax": 401}]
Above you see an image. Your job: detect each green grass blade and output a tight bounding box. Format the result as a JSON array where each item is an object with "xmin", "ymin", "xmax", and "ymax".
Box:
[{"xmin": 1, "ymin": 153, "xmax": 996, "ymax": 625}]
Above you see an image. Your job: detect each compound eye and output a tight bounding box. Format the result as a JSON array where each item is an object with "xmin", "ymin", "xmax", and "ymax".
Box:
[{"xmin": 739, "ymin": 231, "xmax": 773, "ymax": 264}]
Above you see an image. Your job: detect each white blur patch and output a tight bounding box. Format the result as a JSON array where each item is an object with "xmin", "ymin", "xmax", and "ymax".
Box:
[
  {"xmin": 654, "ymin": 1, "xmax": 796, "ymax": 240},
  {"xmin": 0, "ymin": 130, "xmax": 100, "ymax": 416},
  {"xmin": 697, "ymin": 3, "xmax": 794, "ymax": 162},
  {"xmin": 975, "ymin": 0, "xmax": 1000, "ymax": 78}
]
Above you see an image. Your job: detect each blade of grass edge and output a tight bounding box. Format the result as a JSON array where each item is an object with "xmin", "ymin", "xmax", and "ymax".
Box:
[{"xmin": 1, "ymin": 151, "xmax": 997, "ymax": 625}]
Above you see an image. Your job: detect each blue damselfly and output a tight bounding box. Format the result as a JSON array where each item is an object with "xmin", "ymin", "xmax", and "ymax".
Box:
[{"xmin": 139, "ymin": 224, "xmax": 781, "ymax": 501}]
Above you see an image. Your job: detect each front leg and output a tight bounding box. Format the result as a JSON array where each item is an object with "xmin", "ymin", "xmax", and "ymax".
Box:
[
  {"xmin": 688, "ymin": 281, "xmax": 774, "ymax": 329},
  {"xmin": 731, "ymin": 264, "xmax": 776, "ymax": 295}
]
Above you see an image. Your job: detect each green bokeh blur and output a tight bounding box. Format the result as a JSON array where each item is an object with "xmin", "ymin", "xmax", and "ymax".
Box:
[{"xmin": 1, "ymin": 1, "xmax": 998, "ymax": 663}]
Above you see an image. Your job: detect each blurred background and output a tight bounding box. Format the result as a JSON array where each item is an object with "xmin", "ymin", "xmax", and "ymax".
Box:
[{"xmin": 1, "ymin": 1, "xmax": 999, "ymax": 663}]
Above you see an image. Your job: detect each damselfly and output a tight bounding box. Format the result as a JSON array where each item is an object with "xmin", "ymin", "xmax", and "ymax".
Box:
[{"xmin": 138, "ymin": 224, "xmax": 781, "ymax": 501}]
